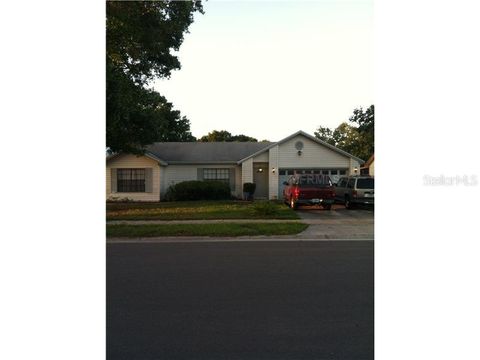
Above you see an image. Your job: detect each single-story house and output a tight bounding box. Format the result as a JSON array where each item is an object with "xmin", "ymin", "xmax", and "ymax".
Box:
[
  {"xmin": 360, "ymin": 154, "xmax": 374, "ymax": 176},
  {"xmin": 106, "ymin": 130, "xmax": 364, "ymax": 201}
]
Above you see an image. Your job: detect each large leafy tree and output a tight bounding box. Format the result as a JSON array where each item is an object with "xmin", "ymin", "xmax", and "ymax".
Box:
[
  {"xmin": 231, "ymin": 134, "xmax": 259, "ymax": 142},
  {"xmin": 199, "ymin": 130, "xmax": 259, "ymax": 142},
  {"xmin": 314, "ymin": 126, "xmax": 336, "ymax": 146},
  {"xmin": 199, "ymin": 130, "xmax": 233, "ymax": 142},
  {"xmin": 106, "ymin": 1, "xmax": 202, "ymax": 153},
  {"xmin": 333, "ymin": 122, "xmax": 363, "ymax": 155},
  {"xmin": 314, "ymin": 105, "xmax": 374, "ymax": 161},
  {"xmin": 349, "ymin": 105, "xmax": 374, "ymax": 158}
]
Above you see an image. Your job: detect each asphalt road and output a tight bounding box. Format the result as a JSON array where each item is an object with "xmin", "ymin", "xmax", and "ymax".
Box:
[{"xmin": 107, "ymin": 241, "xmax": 374, "ymax": 360}]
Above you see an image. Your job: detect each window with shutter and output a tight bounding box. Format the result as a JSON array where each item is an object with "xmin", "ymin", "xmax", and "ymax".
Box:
[{"xmin": 117, "ymin": 169, "xmax": 146, "ymax": 192}]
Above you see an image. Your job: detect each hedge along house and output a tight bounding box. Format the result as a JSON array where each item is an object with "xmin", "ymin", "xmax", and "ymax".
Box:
[{"xmin": 106, "ymin": 130, "xmax": 364, "ymax": 201}]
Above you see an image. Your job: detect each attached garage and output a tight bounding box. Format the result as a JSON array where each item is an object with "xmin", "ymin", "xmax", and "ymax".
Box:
[{"xmin": 238, "ymin": 130, "xmax": 364, "ymax": 200}]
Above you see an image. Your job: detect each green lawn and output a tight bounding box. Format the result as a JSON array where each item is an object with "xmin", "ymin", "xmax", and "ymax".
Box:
[
  {"xmin": 106, "ymin": 222, "xmax": 308, "ymax": 238},
  {"xmin": 106, "ymin": 200, "xmax": 298, "ymax": 221}
]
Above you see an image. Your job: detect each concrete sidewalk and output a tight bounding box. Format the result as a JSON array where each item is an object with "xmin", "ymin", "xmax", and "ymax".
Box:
[
  {"xmin": 107, "ymin": 219, "xmax": 302, "ymax": 225},
  {"xmin": 107, "ymin": 235, "xmax": 373, "ymax": 243}
]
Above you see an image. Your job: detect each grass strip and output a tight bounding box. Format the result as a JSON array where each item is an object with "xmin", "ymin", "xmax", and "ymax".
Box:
[
  {"xmin": 106, "ymin": 222, "xmax": 308, "ymax": 238},
  {"xmin": 106, "ymin": 200, "xmax": 299, "ymax": 221}
]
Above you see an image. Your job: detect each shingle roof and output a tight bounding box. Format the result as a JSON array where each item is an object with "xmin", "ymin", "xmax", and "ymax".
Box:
[
  {"xmin": 145, "ymin": 142, "xmax": 274, "ymax": 164},
  {"xmin": 107, "ymin": 131, "xmax": 364, "ymax": 165}
]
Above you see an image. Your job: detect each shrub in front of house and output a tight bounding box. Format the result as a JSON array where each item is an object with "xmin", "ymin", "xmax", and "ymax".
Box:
[
  {"xmin": 164, "ymin": 180, "xmax": 231, "ymax": 201},
  {"xmin": 242, "ymin": 182, "xmax": 256, "ymax": 200},
  {"xmin": 106, "ymin": 196, "xmax": 134, "ymax": 203}
]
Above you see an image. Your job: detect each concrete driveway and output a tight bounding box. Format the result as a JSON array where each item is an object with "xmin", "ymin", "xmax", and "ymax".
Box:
[{"xmin": 295, "ymin": 204, "xmax": 374, "ymax": 240}]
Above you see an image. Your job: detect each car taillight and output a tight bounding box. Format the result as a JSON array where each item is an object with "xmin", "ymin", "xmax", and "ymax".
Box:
[
  {"xmin": 352, "ymin": 190, "xmax": 357, "ymax": 197},
  {"xmin": 294, "ymin": 188, "xmax": 300, "ymax": 197}
]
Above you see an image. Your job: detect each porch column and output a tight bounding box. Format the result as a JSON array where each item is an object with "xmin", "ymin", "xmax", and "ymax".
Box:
[{"xmin": 268, "ymin": 145, "xmax": 279, "ymax": 200}]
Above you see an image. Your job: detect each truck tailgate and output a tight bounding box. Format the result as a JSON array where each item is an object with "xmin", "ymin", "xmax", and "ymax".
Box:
[{"xmin": 298, "ymin": 187, "xmax": 334, "ymax": 199}]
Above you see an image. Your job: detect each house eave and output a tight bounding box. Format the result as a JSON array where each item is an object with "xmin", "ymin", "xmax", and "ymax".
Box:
[
  {"xmin": 167, "ymin": 161, "xmax": 238, "ymax": 165},
  {"xmin": 106, "ymin": 151, "xmax": 169, "ymax": 166}
]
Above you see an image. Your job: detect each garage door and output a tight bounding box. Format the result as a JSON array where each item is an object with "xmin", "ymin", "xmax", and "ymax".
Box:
[{"xmin": 278, "ymin": 168, "xmax": 348, "ymax": 198}]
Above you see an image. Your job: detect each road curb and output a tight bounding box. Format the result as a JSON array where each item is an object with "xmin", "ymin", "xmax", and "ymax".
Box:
[{"xmin": 107, "ymin": 236, "xmax": 374, "ymax": 244}]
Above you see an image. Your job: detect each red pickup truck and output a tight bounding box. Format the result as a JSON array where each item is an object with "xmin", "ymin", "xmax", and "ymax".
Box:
[{"xmin": 282, "ymin": 174, "xmax": 336, "ymax": 210}]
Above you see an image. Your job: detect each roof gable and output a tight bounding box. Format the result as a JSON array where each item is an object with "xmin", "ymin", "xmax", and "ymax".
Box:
[{"xmin": 237, "ymin": 130, "xmax": 365, "ymax": 164}]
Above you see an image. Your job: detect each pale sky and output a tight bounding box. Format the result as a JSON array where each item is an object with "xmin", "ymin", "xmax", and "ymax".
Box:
[{"xmin": 153, "ymin": 0, "xmax": 373, "ymax": 141}]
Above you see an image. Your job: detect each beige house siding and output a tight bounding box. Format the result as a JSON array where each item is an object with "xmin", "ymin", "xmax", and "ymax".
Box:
[
  {"xmin": 161, "ymin": 165, "xmax": 198, "ymax": 196},
  {"xmin": 278, "ymin": 135, "xmax": 351, "ymax": 169},
  {"xmin": 106, "ymin": 154, "xmax": 160, "ymax": 202},
  {"xmin": 241, "ymin": 158, "xmax": 253, "ymax": 185},
  {"xmin": 268, "ymin": 145, "xmax": 279, "ymax": 199},
  {"xmin": 369, "ymin": 160, "xmax": 374, "ymax": 176},
  {"xmin": 252, "ymin": 152, "xmax": 269, "ymax": 162},
  {"xmin": 349, "ymin": 157, "xmax": 362, "ymax": 176}
]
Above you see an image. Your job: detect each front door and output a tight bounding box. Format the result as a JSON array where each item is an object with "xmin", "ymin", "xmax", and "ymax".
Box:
[{"xmin": 253, "ymin": 163, "xmax": 269, "ymax": 199}]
